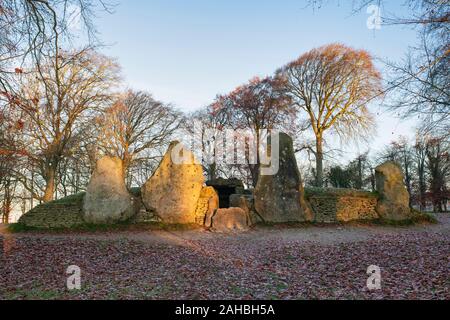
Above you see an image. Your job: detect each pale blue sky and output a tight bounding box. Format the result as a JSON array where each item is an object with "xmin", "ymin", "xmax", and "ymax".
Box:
[{"xmin": 94, "ymin": 0, "xmax": 420, "ymax": 160}]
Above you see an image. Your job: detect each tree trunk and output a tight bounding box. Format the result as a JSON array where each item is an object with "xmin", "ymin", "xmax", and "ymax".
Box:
[
  {"xmin": 3, "ymin": 198, "xmax": 11, "ymax": 224},
  {"xmin": 418, "ymin": 166, "xmax": 426, "ymax": 211},
  {"xmin": 357, "ymin": 157, "xmax": 363, "ymax": 189},
  {"xmin": 249, "ymin": 163, "xmax": 260, "ymax": 188},
  {"xmin": 405, "ymin": 167, "xmax": 412, "ymax": 207},
  {"xmin": 315, "ymin": 136, "xmax": 324, "ymax": 188},
  {"xmin": 244, "ymin": 129, "xmax": 260, "ymax": 188},
  {"xmin": 43, "ymin": 165, "xmax": 56, "ymax": 203},
  {"xmin": 207, "ymin": 163, "xmax": 217, "ymax": 181},
  {"xmin": 370, "ymin": 168, "xmax": 376, "ymax": 192}
]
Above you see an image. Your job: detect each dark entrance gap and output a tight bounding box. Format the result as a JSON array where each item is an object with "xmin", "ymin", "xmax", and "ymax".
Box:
[{"xmin": 206, "ymin": 178, "xmax": 245, "ymax": 208}]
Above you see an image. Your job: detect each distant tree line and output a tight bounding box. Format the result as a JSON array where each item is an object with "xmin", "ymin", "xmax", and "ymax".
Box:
[{"xmin": 323, "ymin": 135, "xmax": 449, "ymax": 212}]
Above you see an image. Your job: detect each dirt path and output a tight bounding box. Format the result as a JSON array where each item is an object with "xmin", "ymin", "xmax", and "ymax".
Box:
[{"xmin": 1, "ymin": 213, "xmax": 448, "ymax": 246}]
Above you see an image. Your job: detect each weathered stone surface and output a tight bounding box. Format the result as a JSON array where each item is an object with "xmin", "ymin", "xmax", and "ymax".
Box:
[
  {"xmin": 229, "ymin": 194, "xmax": 263, "ymax": 224},
  {"xmin": 132, "ymin": 207, "xmax": 157, "ymax": 223},
  {"xmin": 196, "ymin": 186, "xmax": 219, "ymax": 226},
  {"xmin": 254, "ymin": 132, "xmax": 313, "ymax": 223},
  {"xmin": 210, "ymin": 207, "xmax": 250, "ymax": 232},
  {"xmin": 375, "ymin": 161, "xmax": 411, "ymax": 221},
  {"xmin": 206, "ymin": 177, "xmax": 244, "ymax": 189},
  {"xmin": 141, "ymin": 141, "xmax": 205, "ymax": 224},
  {"xmin": 83, "ymin": 156, "xmax": 137, "ymax": 224},
  {"xmin": 229, "ymin": 194, "xmax": 252, "ymax": 213}
]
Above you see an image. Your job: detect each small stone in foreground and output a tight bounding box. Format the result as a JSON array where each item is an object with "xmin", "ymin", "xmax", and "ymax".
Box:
[{"xmin": 210, "ymin": 207, "xmax": 251, "ymax": 232}]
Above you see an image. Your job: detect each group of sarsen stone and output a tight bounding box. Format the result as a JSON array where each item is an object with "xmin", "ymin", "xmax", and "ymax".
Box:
[{"xmin": 83, "ymin": 133, "xmax": 412, "ymax": 232}]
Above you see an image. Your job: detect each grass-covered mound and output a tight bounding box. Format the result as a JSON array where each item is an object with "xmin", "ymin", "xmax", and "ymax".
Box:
[
  {"xmin": 11, "ymin": 189, "xmax": 203, "ymax": 232},
  {"xmin": 15, "ymin": 188, "xmax": 140, "ymax": 231},
  {"xmin": 304, "ymin": 187, "xmax": 379, "ymax": 199}
]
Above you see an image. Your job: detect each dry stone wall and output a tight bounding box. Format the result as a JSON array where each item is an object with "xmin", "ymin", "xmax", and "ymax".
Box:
[
  {"xmin": 306, "ymin": 188, "xmax": 379, "ymax": 223},
  {"xmin": 18, "ymin": 194, "xmax": 85, "ymax": 229}
]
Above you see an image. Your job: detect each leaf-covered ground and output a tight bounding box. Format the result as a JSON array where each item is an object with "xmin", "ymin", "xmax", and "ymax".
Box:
[{"xmin": 1, "ymin": 214, "xmax": 449, "ymax": 300}]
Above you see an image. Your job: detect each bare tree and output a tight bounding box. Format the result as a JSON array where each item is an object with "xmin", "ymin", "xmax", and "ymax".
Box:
[
  {"xmin": 97, "ymin": 90, "xmax": 182, "ymax": 184},
  {"xmin": 14, "ymin": 48, "xmax": 119, "ymax": 202},
  {"xmin": 308, "ymin": 0, "xmax": 449, "ymax": 135},
  {"xmin": 414, "ymin": 133, "xmax": 428, "ymax": 210},
  {"xmin": 186, "ymin": 103, "xmax": 232, "ymax": 181},
  {"xmin": 276, "ymin": 43, "xmax": 382, "ymax": 187},
  {"xmin": 426, "ymin": 136, "xmax": 450, "ymax": 212},
  {"xmin": 0, "ymin": 0, "xmax": 113, "ymax": 95},
  {"xmin": 212, "ymin": 77, "xmax": 295, "ymax": 187},
  {"xmin": 56, "ymin": 125, "xmax": 97, "ymax": 197},
  {"xmin": 0, "ymin": 103, "xmax": 26, "ymax": 222}
]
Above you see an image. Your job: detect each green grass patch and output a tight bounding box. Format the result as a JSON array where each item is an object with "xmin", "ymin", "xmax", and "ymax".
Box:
[
  {"xmin": 304, "ymin": 187, "xmax": 379, "ymax": 199},
  {"xmin": 2, "ymin": 287, "xmax": 62, "ymax": 300},
  {"xmin": 410, "ymin": 209, "xmax": 437, "ymax": 224},
  {"xmin": 370, "ymin": 209, "xmax": 437, "ymax": 226},
  {"xmin": 50, "ymin": 192, "xmax": 86, "ymax": 205}
]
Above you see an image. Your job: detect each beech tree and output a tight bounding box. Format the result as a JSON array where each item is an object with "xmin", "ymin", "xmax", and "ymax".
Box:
[
  {"xmin": 276, "ymin": 43, "xmax": 382, "ymax": 187},
  {"xmin": 15, "ymin": 48, "xmax": 119, "ymax": 202},
  {"xmin": 97, "ymin": 90, "xmax": 182, "ymax": 184},
  {"xmin": 187, "ymin": 103, "xmax": 232, "ymax": 181},
  {"xmin": 308, "ymin": 0, "xmax": 449, "ymax": 135},
  {"xmin": 0, "ymin": 0, "xmax": 112, "ymax": 95},
  {"xmin": 414, "ymin": 134, "xmax": 429, "ymax": 210},
  {"xmin": 212, "ymin": 77, "xmax": 294, "ymax": 186},
  {"xmin": 0, "ymin": 105, "xmax": 25, "ymax": 222}
]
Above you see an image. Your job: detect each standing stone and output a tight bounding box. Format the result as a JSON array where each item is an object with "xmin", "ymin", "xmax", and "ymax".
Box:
[
  {"xmin": 141, "ymin": 141, "xmax": 205, "ymax": 224},
  {"xmin": 83, "ymin": 156, "xmax": 137, "ymax": 224},
  {"xmin": 229, "ymin": 194, "xmax": 253, "ymax": 214},
  {"xmin": 229, "ymin": 194, "xmax": 263, "ymax": 224},
  {"xmin": 254, "ymin": 132, "xmax": 313, "ymax": 223},
  {"xmin": 375, "ymin": 161, "xmax": 411, "ymax": 221},
  {"xmin": 210, "ymin": 208, "xmax": 250, "ymax": 232},
  {"xmin": 195, "ymin": 186, "xmax": 219, "ymax": 226}
]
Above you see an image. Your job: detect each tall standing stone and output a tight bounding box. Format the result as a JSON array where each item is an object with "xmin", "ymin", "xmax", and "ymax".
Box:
[
  {"xmin": 83, "ymin": 156, "xmax": 137, "ymax": 224},
  {"xmin": 141, "ymin": 141, "xmax": 205, "ymax": 224},
  {"xmin": 375, "ymin": 161, "xmax": 411, "ymax": 221},
  {"xmin": 254, "ymin": 132, "xmax": 313, "ymax": 223}
]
